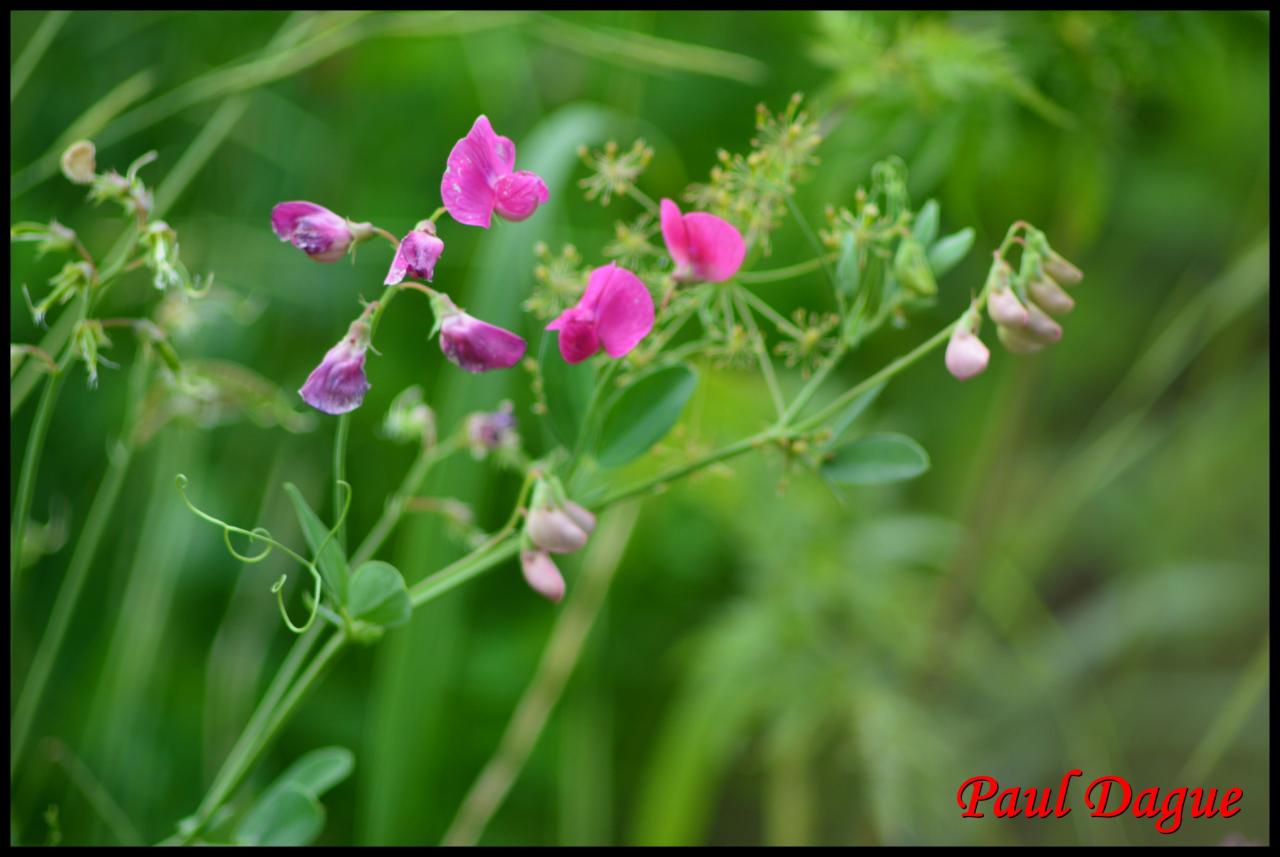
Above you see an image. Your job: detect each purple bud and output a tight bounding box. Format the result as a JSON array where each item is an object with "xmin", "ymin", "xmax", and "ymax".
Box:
[
  {"xmin": 526, "ymin": 505, "xmax": 590, "ymax": 554},
  {"xmin": 271, "ymin": 201, "xmax": 354, "ymax": 263},
  {"xmin": 1043, "ymin": 251, "xmax": 1083, "ymax": 286},
  {"xmin": 299, "ymin": 320, "xmax": 372, "ymax": 414},
  {"xmin": 1028, "ymin": 277, "xmax": 1075, "ymax": 316},
  {"xmin": 385, "ymin": 225, "xmax": 445, "ymax": 285},
  {"xmin": 466, "ymin": 400, "xmax": 518, "ymax": 456},
  {"xmin": 945, "ymin": 321, "xmax": 989, "ymax": 382},
  {"xmin": 988, "ymin": 285, "xmax": 1030, "ymax": 328},
  {"xmin": 439, "ymin": 310, "xmax": 527, "ymax": 373},
  {"xmin": 520, "ymin": 549, "xmax": 565, "ymax": 603}
]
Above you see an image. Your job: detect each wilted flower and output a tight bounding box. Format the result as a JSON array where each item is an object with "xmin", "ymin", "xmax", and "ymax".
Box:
[
  {"xmin": 441, "ymin": 115, "xmax": 548, "ymax": 228},
  {"xmin": 60, "ymin": 140, "xmax": 96, "ymax": 185},
  {"xmin": 466, "ymin": 400, "xmax": 518, "ymax": 457},
  {"xmin": 659, "ymin": 198, "xmax": 746, "ymax": 283},
  {"xmin": 520, "ymin": 549, "xmax": 565, "ymax": 603},
  {"xmin": 271, "ymin": 201, "xmax": 360, "ymax": 263},
  {"xmin": 299, "ymin": 318, "xmax": 372, "ymax": 414},
  {"xmin": 385, "ymin": 222, "xmax": 444, "ymax": 285},
  {"xmin": 546, "ymin": 262, "xmax": 654, "ymax": 364},
  {"xmin": 945, "ymin": 309, "xmax": 989, "ymax": 382},
  {"xmin": 433, "ymin": 294, "xmax": 527, "ymax": 373}
]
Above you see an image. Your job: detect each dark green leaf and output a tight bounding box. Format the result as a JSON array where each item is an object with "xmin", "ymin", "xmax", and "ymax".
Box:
[
  {"xmin": 927, "ymin": 228, "xmax": 975, "ymax": 277},
  {"xmin": 283, "ymin": 483, "xmax": 348, "ymax": 604},
  {"xmin": 597, "ymin": 365, "xmax": 697, "ymax": 467},
  {"xmin": 821, "ymin": 433, "xmax": 930, "ymax": 485},
  {"xmin": 348, "ymin": 560, "xmax": 411, "ymax": 628},
  {"xmin": 236, "ymin": 783, "xmax": 324, "ymax": 846},
  {"xmin": 539, "ymin": 332, "xmax": 595, "ymax": 449}
]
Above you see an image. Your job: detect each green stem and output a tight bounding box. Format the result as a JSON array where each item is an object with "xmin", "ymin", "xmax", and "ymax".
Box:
[
  {"xmin": 780, "ymin": 341, "xmax": 847, "ymax": 425},
  {"xmin": 736, "ymin": 254, "xmax": 836, "ymax": 284},
  {"xmin": 731, "ymin": 286, "xmax": 785, "ymax": 418},
  {"xmin": 11, "ymin": 346, "xmax": 153, "ymax": 780},
  {"xmin": 11, "ymin": 358, "xmax": 69, "ymax": 587},
  {"xmin": 592, "ymin": 430, "xmax": 776, "ymax": 511},
  {"xmin": 333, "ymin": 413, "xmax": 350, "ymax": 551},
  {"xmin": 622, "ymin": 183, "xmax": 659, "ymax": 217},
  {"xmin": 409, "ymin": 538, "xmax": 522, "ymax": 608},
  {"xmin": 736, "ymin": 286, "xmax": 805, "ymax": 338},
  {"xmin": 784, "ymin": 195, "xmax": 842, "ymax": 312}
]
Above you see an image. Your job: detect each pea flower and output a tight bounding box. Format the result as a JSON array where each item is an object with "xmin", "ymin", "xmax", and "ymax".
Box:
[
  {"xmin": 659, "ymin": 198, "xmax": 746, "ymax": 283},
  {"xmin": 271, "ymin": 201, "xmax": 365, "ymax": 263},
  {"xmin": 441, "ymin": 115, "xmax": 549, "ymax": 228},
  {"xmin": 520, "ymin": 550, "xmax": 566, "ymax": 603},
  {"xmin": 945, "ymin": 309, "xmax": 989, "ymax": 382},
  {"xmin": 300, "ymin": 318, "xmax": 372, "ymax": 414},
  {"xmin": 546, "ymin": 263, "xmax": 654, "ymax": 364},
  {"xmin": 385, "ymin": 221, "xmax": 444, "ymax": 285},
  {"xmin": 431, "ymin": 293, "xmax": 527, "ymax": 373}
]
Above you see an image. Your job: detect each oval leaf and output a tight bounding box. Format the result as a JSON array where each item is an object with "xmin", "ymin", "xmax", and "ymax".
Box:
[
  {"xmin": 236, "ymin": 783, "xmax": 324, "ymax": 847},
  {"xmin": 348, "ymin": 561, "xmax": 410, "ymax": 628},
  {"xmin": 927, "ymin": 228, "xmax": 975, "ymax": 278},
  {"xmin": 284, "ymin": 483, "xmax": 348, "ymax": 605},
  {"xmin": 822, "ymin": 433, "xmax": 930, "ymax": 486},
  {"xmin": 276, "ymin": 747, "xmax": 354, "ymax": 799},
  {"xmin": 912, "ymin": 199, "xmax": 940, "ymax": 246},
  {"xmin": 539, "ymin": 331, "xmax": 595, "ymax": 448},
  {"xmin": 597, "ymin": 365, "xmax": 697, "ymax": 468}
]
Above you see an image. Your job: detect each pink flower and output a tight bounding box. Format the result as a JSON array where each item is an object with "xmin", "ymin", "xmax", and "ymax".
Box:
[
  {"xmin": 438, "ymin": 307, "xmax": 527, "ymax": 373},
  {"xmin": 271, "ymin": 201, "xmax": 355, "ymax": 263},
  {"xmin": 300, "ymin": 319, "xmax": 372, "ymax": 414},
  {"xmin": 520, "ymin": 549, "xmax": 565, "ymax": 603},
  {"xmin": 385, "ymin": 224, "xmax": 444, "ymax": 285},
  {"xmin": 546, "ymin": 263, "xmax": 654, "ymax": 364},
  {"xmin": 659, "ymin": 198, "xmax": 746, "ymax": 283},
  {"xmin": 441, "ymin": 116, "xmax": 548, "ymax": 229},
  {"xmin": 945, "ymin": 313, "xmax": 989, "ymax": 382}
]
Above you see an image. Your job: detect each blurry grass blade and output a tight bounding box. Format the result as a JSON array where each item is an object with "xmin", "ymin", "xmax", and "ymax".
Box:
[
  {"xmin": 51, "ymin": 69, "xmax": 157, "ymax": 155},
  {"xmin": 534, "ymin": 16, "xmax": 768, "ymax": 84},
  {"xmin": 10, "ymin": 10, "xmax": 68, "ymax": 103},
  {"xmin": 1178, "ymin": 633, "xmax": 1269, "ymax": 783}
]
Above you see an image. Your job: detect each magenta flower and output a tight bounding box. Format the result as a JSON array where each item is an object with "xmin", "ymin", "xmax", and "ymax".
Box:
[
  {"xmin": 659, "ymin": 198, "xmax": 746, "ymax": 283},
  {"xmin": 271, "ymin": 201, "xmax": 355, "ymax": 263},
  {"xmin": 437, "ymin": 303, "xmax": 527, "ymax": 373},
  {"xmin": 299, "ymin": 319, "xmax": 372, "ymax": 414},
  {"xmin": 441, "ymin": 116, "xmax": 548, "ymax": 229},
  {"xmin": 385, "ymin": 224, "xmax": 444, "ymax": 285},
  {"xmin": 546, "ymin": 263, "xmax": 654, "ymax": 364},
  {"xmin": 520, "ymin": 549, "xmax": 565, "ymax": 603}
]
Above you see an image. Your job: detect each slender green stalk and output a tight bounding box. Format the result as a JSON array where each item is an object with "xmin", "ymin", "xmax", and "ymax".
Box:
[
  {"xmin": 780, "ymin": 341, "xmax": 847, "ymax": 425},
  {"xmin": 736, "ymin": 254, "xmax": 836, "ymax": 284},
  {"xmin": 11, "ymin": 347, "xmax": 153, "ymax": 779},
  {"xmin": 42, "ymin": 739, "xmax": 143, "ymax": 845},
  {"xmin": 10, "ymin": 10, "xmax": 69, "ymax": 103},
  {"xmin": 731, "ymin": 286, "xmax": 785, "ymax": 417},
  {"xmin": 409, "ymin": 539, "xmax": 522, "ymax": 608},
  {"xmin": 735, "ymin": 286, "xmax": 805, "ymax": 337},
  {"xmin": 10, "ymin": 358, "xmax": 70, "ymax": 587},
  {"xmin": 333, "ymin": 413, "xmax": 350, "ymax": 551},
  {"xmin": 784, "ymin": 194, "xmax": 842, "ymax": 311}
]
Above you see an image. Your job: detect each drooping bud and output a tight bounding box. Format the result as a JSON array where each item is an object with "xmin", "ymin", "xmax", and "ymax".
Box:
[
  {"xmin": 562, "ymin": 501, "xmax": 596, "ymax": 537},
  {"xmin": 1028, "ymin": 276, "xmax": 1075, "ymax": 316},
  {"xmin": 60, "ymin": 140, "xmax": 97, "ymax": 185},
  {"xmin": 271, "ymin": 201, "xmax": 356, "ymax": 263},
  {"xmin": 997, "ymin": 323, "xmax": 1045, "ymax": 355},
  {"xmin": 1023, "ymin": 302, "xmax": 1063, "ymax": 344},
  {"xmin": 985, "ymin": 259, "xmax": 1029, "ymax": 327},
  {"xmin": 520, "ymin": 549, "xmax": 565, "ymax": 603},
  {"xmin": 432, "ymin": 294, "xmax": 527, "ymax": 373},
  {"xmin": 299, "ymin": 318, "xmax": 372, "ymax": 414},
  {"xmin": 1043, "ymin": 250, "xmax": 1084, "ymax": 286},
  {"xmin": 945, "ymin": 309, "xmax": 989, "ymax": 382},
  {"xmin": 525, "ymin": 504, "xmax": 590, "ymax": 554},
  {"xmin": 384, "ymin": 221, "xmax": 445, "ymax": 285}
]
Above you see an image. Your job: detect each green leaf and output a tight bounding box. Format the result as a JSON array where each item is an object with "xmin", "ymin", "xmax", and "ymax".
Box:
[
  {"xmin": 539, "ymin": 332, "xmax": 595, "ymax": 449},
  {"xmin": 348, "ymin": 561, "xmax": 411, "ymax": 628},
  {"xmin": 284, "ymin": 483, "xmax": 348, "ymax": 604},
  {"xmin": 829, "ymin": 382, "xmax": 886, "ymax": 441},
  {"xmin": 275, "ymin": 746, "xmax": 354, "ymax": 799},
  {"xmin": 834, "ymin": 231, "xmax": 860, "ymax": 297},
  {"xmin": 912, "ymin": 199, "xmax": 940, "ymax": 246},
  {"xmin": 926, "ymin": 228, "xmax": 975, "ymax": 277},
  {"xmin": 597, "ymin": 365, "xmax": 698, "ymax": 468},
  {"xmin": 236, "ymin": 783, "xmax": 324, "ymax": 846},
  {"xmin": 821, "ymin": 433, "xmax": 930, "ymax": 486}
]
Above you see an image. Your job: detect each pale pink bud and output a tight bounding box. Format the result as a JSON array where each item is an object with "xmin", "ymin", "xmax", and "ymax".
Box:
[
  {"xmin": 997, "ymin": 323, "xmax": 1045, "ymax": 355},
  {"xmin": 520, "ymin": 549, "xmax": 565, "ymax": 603},
  {"xmin": 945, "ymin": 323, "xmax": 989, "ymax": 382},
  {"xmin": 987, "ymin": 285, "xmax": 1030, "ymax": 328},
  {"xmin": 1043, "ymin": 251, "xmax": 1083, "ymax": 286},
  {"xmin": 1024, "ymin": 302, "xmax": 1063, "ymax": 344},
  {"xmin": 562, "ymin": 501, "xmax": 596, "ymax": 536},
  {"xmin": 1028, "ymin": 277, "xmax": 1075, "ymax": 316},
  {"xmin": 525, "ymin": 505, "xmax": 590, "ymax": 554}
]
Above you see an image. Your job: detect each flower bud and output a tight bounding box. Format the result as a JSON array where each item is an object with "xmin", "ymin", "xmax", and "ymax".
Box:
[
  {"xmin": 997, "ymin": 323, "xmax": 1045, "ymax": 355},
  {"xmin": 271, "ymin": 201, "xmax": 355, "ymax": 263},
  {"xmin": 437, "ymin": 305, "xmax": 527, "ymax": 373},
  {"xmin": 520, "ymin": 549, "xmax": 565, "ymax": 603},
  {"xmin": 525, "ymin": 504, "xmax": 590, "ymax": 554},
  {"xmin": 1023, "ymin": 302, "xmax": 1063, "ymax": 343},
  {"xmin": 945, "ymin": 313, "xmax": 989, "ymax": 382},
  {"xmin": 987, "ymin": 284, "xmax": 1029, "ymax": 328},
  {"xmin": 60, "ymin": 140, "xmax": 96, "ymax": 185},
  {"xmin": 384, "ymin": 223, "xmax": 445, "ymax": 285},
  {"xmin": 1028, "ymin": 276, "xmax": 1075, "ymax": 316},
  {"xmin": 465, "ymin": 400, "xmax": 518, "ymax": 457},
  {"xmin": 562, "ymin": 501, "xmax": 596, "ymax": 537},
  {"xmin": 299, "ymin": 319, "xmax": 372, "ymax": 414},
  {"xmin": 494, "ymin": 171, "xmax": 550, "ymax": 222},
  {"xmin": 1043, "ymin": 251, "xmax": 1083, "ymax": 286}
]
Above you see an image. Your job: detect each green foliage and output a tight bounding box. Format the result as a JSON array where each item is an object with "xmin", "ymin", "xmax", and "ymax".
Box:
[
  {"xmin": 820, "ymin": 432, "xmax": 930, "ymax": 486},
  {"xmin": 597, "ymin": 364, "xmax": 698, "ymax": 467}
]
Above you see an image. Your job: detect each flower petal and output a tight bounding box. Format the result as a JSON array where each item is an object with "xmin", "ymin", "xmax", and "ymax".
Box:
[
  {"xmin": 592, "ymin": 265, "xmax": 654, "ymax": 358},
  {"xmin": 299, "ymin": 336, "xmax": 370, "ymax": 414},
  {"xmin": 439, "ymin": 311, "xmax": 527, "ymax": 372},
  {"xmin": 684, "ymin": 212, "xmax": 746, "ymax": 282},
  {"xmin": 547, "ymin": 307, "xmax": 600, "ymax": 364},
  {"xmin": 385, "ymin": 230, "xmax": 444, "ymax": 285},
  {"xmin": 659, "ymin": 198, "xmax": 691, "ymax": 272},
  {"xmin": 441, "ymin": 115, "xmax": 517, "ymax": 229},
  {"xmin": 493, "ymin": 170, "xmax": 549, "ymax": 222},
  {"xmin": 272, "ymin": 201, "xmax": 351, "ymax": 262}
]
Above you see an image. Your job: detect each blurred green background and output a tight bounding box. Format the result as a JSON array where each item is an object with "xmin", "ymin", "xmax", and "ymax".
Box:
[{"xmin": 9, "ymin": 10, "xmax": 1269, "ymax": 846}]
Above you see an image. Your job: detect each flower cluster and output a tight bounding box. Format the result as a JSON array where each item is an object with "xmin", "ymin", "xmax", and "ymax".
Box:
[{"xmin": 519, "ymin": 477, "xmax": 597, "ymax": 603}]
